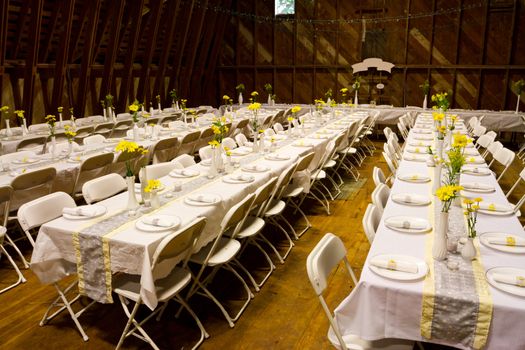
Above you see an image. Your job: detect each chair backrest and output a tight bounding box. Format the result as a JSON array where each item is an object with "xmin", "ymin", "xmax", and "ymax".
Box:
[
  {"xmin": 362, "ymin": 203, "xmax": 381, "ymax": 243},
  {"xmin": 270, "ymin": 162, "xmax": 298, "ymax": 203},
  {"xmin": 486, "ymin": 141, "xmax": 503, "ymax": 157},
  {"xmin": 177, "ymin": 130, "xmax": 201, "ymax": 156},
  {"xmin": 0, "ymin": 185, "xmax": 13, "ymax": 226},
  {"xmin": 82, "ymin": 173, "xmax": 127, "ymax": 204},
  {"xmin": 251, "ymin": 177, "xmax": 278, "ymax": 217},
  {"xmin": 16, "ymin": 136, "xmax": 47, "ymax": 153},
  {"xmin": 142, "ymin": 161, "xmax": 182, "ymax": 181},
  {"xmin": 18, "ymin": 191, "xmax": 75, "ymax": 232},
  {"xmin": 372, "ymin": 166, "xmax": 387, "ymax": 187},
  {"xmin": 306, "ymin": 233, "xmax": 357, "ymax": 350},
  {"xmin": 492, "ymin": 148, "xmax": 515, "ymax": 181},
  {"xmin": 151, "ymin": 217, "xmax": 206, "ymax": 271},
  {"xmin": 382, "ymin": 151, "xmax": 397, "ymax": 176},
  {"xmin": 0, "ymin": 150, "xmax": 36, "ymax": 164},
  {"xmin": 235, "ymin": 133, "xmax": 249, "ymax": 147},
  {"xmin": 172, "ymin": 154, "xmax": 196, "ymax": 168},
  {"xmin": 383, "ymin": 126, "xmax": 392, "ymax": 140},
  {"xmin": 83, "ymin": 134, "xmax": 106, "ymax": 145},
  {"xmin": 198, "ymin": 145, "xmax": 213, "ymax": 160},
  {"xmin": 273, "ymin": 123, "xmax": 284, "ymax": 132},
  {"xmin": 74, "ymin": 153, "xmax": 114, "ymax": 194},
  {"xmin": 151, "ymin": 136, "xmax": 179, "ymax": 163},
  {"xmin": 506, "ymin": 166, "xmax": 525, "ymax": 198},
  {"xmin": 10, "ymin": 167, "xmax": 57, "ymax": 212},
  {"xmin": 221, "ymin": 137, "xmax": 237, "ymax": 150},
  {"xmin": 472, "ymin": 124, "xmax": 486, "ymax": 138},
  {"xmin": 371, "ymin": 183, "xmax": 390, "ymax": 213},
  {"xmin": 475, "ymin": 131, "xmax": 496, "ymax": 149}
]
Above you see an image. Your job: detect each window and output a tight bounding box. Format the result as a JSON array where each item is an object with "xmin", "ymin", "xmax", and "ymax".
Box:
[{"xmin": 275, "ymin": 0, "xmax": 295, "ymax": 16}]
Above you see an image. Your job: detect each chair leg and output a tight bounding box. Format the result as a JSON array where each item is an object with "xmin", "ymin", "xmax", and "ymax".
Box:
[
  {"xmin": 174, "ymin": 295, "xmax": 210, "ymax": 350},
  {"xmin": 40, "ymin": 281, "xmax": 91, "ymax": 342},
  {"xmin": 0, "ymin": 245, "xmax": 26, "ymax": 294},
  {"xmin": 256, "ymin": 234, "xmax": 285, "ymax": 264},
  {"xmin": 286, "ymin": 198, "xmax": 312, "ymax": 237},
  {"xmin": 4, "ymin": 233, "xmax": 30, "ymax": 268},
  {"xmin": 237, "ymin": 237, "xmax": 275, "ymax": 288},
  {"xmin": 231, "ymin": 257, "xmax": 260, "ymax": 292}
]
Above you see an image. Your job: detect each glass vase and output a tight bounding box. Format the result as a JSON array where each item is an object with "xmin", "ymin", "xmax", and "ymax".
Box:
[
  {"xmin": 433, "ymin": 211, "xmax": 448, "ymax": 261},
  {"xmin": 461, "ymin": 237, "xmax": 477, "ymax": 261},
  {"xmin": 126, "ymin": 176, "xmax": 139, "ymax": 210}
]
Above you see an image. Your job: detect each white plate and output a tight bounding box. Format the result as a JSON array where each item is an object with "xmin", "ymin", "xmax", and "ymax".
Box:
[
  {"xmin": 461, "ymin": 167, "xmax": 491, "ymax": 176},
  {"xmin": 413, "ymin": 136, "xmax": 433, "ymax": 141},
  {"xmin": 223, "ymin": 175, "xmax": 255, "ymax": 184},
  {"xmin": 478, "ymin": 209, "xmax": 515, "ymax": 216},
  {"xmin": 184, "ymin": 194, "xmax": 222, "ymax": 206},
  {"xmin": 200, "ymin": 159, "xmax": 211, "ymax": 167},
  {"xmin": 465, "ymin": 157, "xmax": 485, "ymax": 165},
  {"xmin": 169, "ymin": 169, "xmax": 200, "ymax": 178},
  {"xmin": 408, "ymin": 142, "xmax": 432, "ymax": 147},
  {"xmin": 292, "ymin": 141, "xmax": 314, "ymax": 147},
  {"xmin": 403, "ymin": 155, "xmax": 427, "ymax": 162},
  {"xmin": 265, "ymin": 154, "xmax": 291, "ymax": 161},
  {"xmin": 62, "ymin": 205, "xmax": 107, "ymax": 220},
  {"xmin": 413, "ymin": 130, "xmax": 432, "ymax": 134},
  {"xmin": 460, "ymin": 182, "xmax": 495, "ymax": 193},
  {"xmin": 12, "ymin": 158, "xmax": 40, "ymax": 165},
  {"xmin": 104, "ymin": 138, "xmax": 121, "ymax": 143},
  {"xmin": 485, "ymin": 267, "xmax": 525, "ymax": 297},
  {"xmin": 405, "ymin": 147, "xmax": 429, "ymax": 154},
  {"xmin": 391, "ymin": 193, "xmax": 431, "ymax": 206},
  {"xmin": 66, "ymin": 157, "xmax": 83, "ymax": 163},
  {"xmin": 479, "ymin": 233, "xmax": 525, "ymax": 254},
  {"xmin": 231, "ymin": 147, "xmax": 252, "ymax": 156},
  {"xmin": 384, "ymin": 216, "xmax": 432, "ymax": 233},
  {"xmin": 369, "ymin": 254, "xmax": 428, "ymax": 281},
  {"xmin": 134, "ymin": 183, "xmax": 165, "ymax": 193},
  {"xmin": 397, "ymin": 173, "xmax": 430, "ymax": 183},
  {"xmin": 242, "ymin": 165, "xmax": 269, "ymax": 173},
  {"xmin": 135, "ymin": 215, "xmax": 181, "ymax": 232}
]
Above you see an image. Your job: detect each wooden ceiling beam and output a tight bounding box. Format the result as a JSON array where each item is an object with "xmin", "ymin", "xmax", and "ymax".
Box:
[
  {"xmin": 39, "ymin": 1, "xmax": 62, "ymax": 63},
  {"xmin": 11, "ymin": 0, "xmax": 30, "ymax": 59},
  {"xmin": 180, "ymin": 0, "xmax": 209, "ymax": 98},
  {"xmin": 117, "ymin": 0, "xmax": 146, "ymax": 111},
  {"xmin": 168, "ymin": 1, "xmax": 195, "ymax": 96},
  {"xmin": 136, "ymin": 0, "xmax": 164, "ymax": 107},
  {"xmin": 0, "ymin": 0, "xmax": 9, "ymax": 107},
  {"xmin": 152, "ymin": 0, "xmax": 181, "ymax": 105},
  {"xmin": 23, "ymin": 0, "xmax": 44, "ymax": 122},
  {"xmin": 51, "ymin": 0, "xmax": 75, "ymax": 111},
  {"xmin": 68, "ymin": 1, "xmax": 90, "ymax": 63},
  {"xmin": 99, "ymin": 0, "xmax": 126, "ymax": 103},
  {"xmin": 76, "ymin": 0, "xmax": 101, "ymax": 116}
]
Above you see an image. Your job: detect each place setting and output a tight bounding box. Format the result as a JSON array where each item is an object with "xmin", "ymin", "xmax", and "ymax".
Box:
[
  {"xmin": 11, "ymin": 157, "xmax": 40, "ymax": 165},
  {"xmin": 292, "ymin": 140, "xmax": 314, "ymax": 147},
  {"xmin": 403, "ymin": 154, "xmax": 427, "ymax": 162},
  {"xmin": 405, "ymin": 146, "xmax": 429, "ymax": 154},
  {"xmin": 135, "ymin": 214, "xmax": 181, "ymax": 232},
  {"xmin": 222, "ymin": 173, "xmax": 255, "ymax": 184},
  {"xmin": 62, "ymin": 205, "xmax": 107, "ymax": 220},
  {"xmin": 384, "ymin": 216, "xmax": 432, "ymax": 233},
  {"xmin": 183, "ymin": 193, "xmax": 222, "ymax": 206},
  {"xmin": 460, "ymin": 181, "xmax": 496, "ymax": 193},
  {"xmin": 169, "ymin": 168, "xmax": 200, "ymax": 178},
  {"xmin": 479, "ymin": 233, "xmax": 525, "ymax": 253},
  {"xmin": 397, "ymin": 173, "xmax": 431, "ymax": 183},
  {"xmin": 391, "ymin": 193, "xmax": 431, "ymax": 206},
  {"xmin": 476, "ymin": 201, "xmax": 516, "ymax": 216},
  {"xmin": 485, "ymin": 267, "xmax": 525, "ymax": 297},
  {"xmin": 230, "ymin": 146, "xmax": 252, "ymax": 156},
  {"xmin": 368, "ymin": 253, "xmax": 429, "ymax": 281},
  {"xmin": 265, "ymin": 153, "xmax": 291, "ymax": 161},
  {"xmin": 241, "ymin": 164, "xmax": 270, "ymax": 173},
  {"xmin": 461, "ymin": 166, "xmax": 492, "ymax": 176}
]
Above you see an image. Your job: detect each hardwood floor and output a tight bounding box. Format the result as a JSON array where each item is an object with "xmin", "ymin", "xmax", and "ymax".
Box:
[{"xmin": 1, "ymin": 139, "xmax": 522, "ymax": 350}]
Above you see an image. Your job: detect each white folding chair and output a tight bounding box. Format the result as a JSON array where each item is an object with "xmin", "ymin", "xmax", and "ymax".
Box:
[
  {"xmin": 113, "ymin": 217, "xmax": 209, "ymax": 350},
  {"xmin": 82, "ymin": 173, "xmax": 127, "ymax": 204},
  {"xmin": 506, "ymin": 167, "xmax": 525, "ymax": 198},
  {"xmin": 489, "ymin": 147, "xmax": 515, "ymax": 182},
  {"xmin": 83, "ymin": 134, "xmax": 106, "ymax": 145},
  {"xmin": 372, "ymin": 166, "xmax": 388, "ymax": 187},
  {"xmin": 198, "ymin": 145, "xmax": 213, "ymax": 160},
  {"xmin": 221, "ymin": 137, "xmax": 237, "ymax": 150},
  {"xmin": 18, "ymin": 191, "xmax": 95, "ymax": 341},
  {"xmin": 475, "ymin": 131, "xmax": 496, "ymax": 150},
  {"xmin": 306, "ymin": 233, "xmax": 414, "ymax": 350},
  {"xmin": 185, "ymin": 194, "xmax": 256, "ymax": 328},
  {"xmin": 482, "ymin": 140, "xmax": 503, "ymax": 159},
  {"xmin": 141, "ymin": 161, "xmax": 182, "ymax": 181},
  {"xmin": 382, "ymin": 151, "xmax": 397, "ymax": 178},
  {"xmin": 371, "ymin": 183, "xmax": 390, "ymax": 214},
  {"xmin": 234, "ymin": 133, "xmax": 253, "ymax": 147},
  {"xmin": 151, "ymin": 136, "xmax": 179, "ymax": 163},
  {"xmin": 362, "ymin": 203, "xmax": 381, "ymax": 243},
  {"xmin": 72, "ymin": 153, "xmax": 114, "ymax": 197},
  {"xmin": 172, "ymin": 154, "xmax": 196, "ymax": 168}
]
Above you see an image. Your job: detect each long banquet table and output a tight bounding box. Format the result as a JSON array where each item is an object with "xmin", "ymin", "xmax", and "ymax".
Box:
[
  {"xmin": 30, "ymin": 111, "xmax": 364, "ymax": 311},
  {"xmin": 332, "ymin": 113, "xmax": 525, "ymax": 349}
]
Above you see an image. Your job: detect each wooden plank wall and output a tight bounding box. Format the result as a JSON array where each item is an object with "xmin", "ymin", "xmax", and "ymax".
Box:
[
  {"xmin": 0, "ymin": 0, "xmax": 231, "ymax": 124},
  {"xmin": 217, "ymin": 0, "xmax": 525, "ymax": 110}
]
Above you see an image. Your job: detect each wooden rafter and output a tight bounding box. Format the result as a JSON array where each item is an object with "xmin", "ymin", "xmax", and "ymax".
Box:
[
  {"xmin": 168, "ymin": 1, "xmax": 195, "ymax": 95},
  {"xmin": 39, "ymin": 1, "xmax": 62, "ymax": 63},
  {"xmin": 68, "ymin": 0, "xmax": 90, "ymax": 63},
  {"xmin": 76, "ymin": 0, "xmax": 101, "ymax": 116},
  {"xmin": 152, "ymin": 0, "xmax": 181, "ymax": 105},
  {"xmin": 0, "ymin": 0, "xmax": 9, "ymax": 107},
  {"xmin": 11, "ymin": 0, "xmax": 30, "ymax": 59},
  {"xmin": 51, "ymin": 0, "xmax": 75, "ymax": 111},
  {"xmin": 23, "ymin": 0, "xmax": 44, "ymax": 122},
  {"xmin": 180, "ymin": 0, "xmax": 209, "ymax": 97},
  {"xmin": 99, "ymin": 0, "xmax": 125, "ymax": 103},
  {"xmin": 136, "ymin": 0, "xmax": 164, "ymax": 107},
  {"xmin": 117, "ymin": 0, "xmax": 146, "ymax": 111}
]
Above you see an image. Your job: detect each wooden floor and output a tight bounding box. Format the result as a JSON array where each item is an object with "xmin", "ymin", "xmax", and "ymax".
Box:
[{"xmin": 1, "ymin": 139, "xmax": 523, "ymax": 350}]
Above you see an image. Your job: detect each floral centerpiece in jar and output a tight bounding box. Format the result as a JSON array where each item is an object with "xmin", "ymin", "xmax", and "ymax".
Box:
[
  {"xmin": 340, "ymin": 87, "xmax": 348, "ymax": 104},
  {"xmin": 14, "ymin": 110, "xmax": 27, "ymax": 135},
  {"xmin": 46, "ymin": 114, "xmax": 57, "ymax": 137},
  {"xmin": 443, "ymin": 133, "xmax": 469, "ymax": 185},
  {"xmin": 288, "ymin": 105, "xmax": 301, "ymax": 135},
  {"xmin": 129, "ymin": 101, "xmax": 140, "ymax": 123},
  {"xmin": 434, "ymin": 184, "xmax": 463, "ymax": 260},
  {"xmin": 236, "ymin": 83, "xmax": 245, "ymax": 105},
  {"xmin": 511, "ymin": 79, "xmax": 525, "ymax": 113},
  {"xmin": 250, "ymin": 91, "xmax": 259, "ymax": 103},
  {"xmin": 461, "ymin": 197, "xmax": 482, "ymax": 260},
  {"xmin": 431, "ymin": 91, "xmax": 450, "ymax": 112},
  {"xmin": 169, "ymin": 89, "xmax": 178, "ymax": 109},
  {"xmin": 144, "ymin": 179, "xmax": 163, "ymax": 209},
  {"xmin": 264, "ymin": 83, "xmax": 273, "ymax": 104},
  {"xmin": 115, "ymin": 140, "xmax": 149, "ymax": 209},
  {"xmin": 248, "ymin": 102, "xmax": 262, "ymax": 150},
  {"xmin": 64, "ymin": 125, "xmax": 77, "ymax": 156},
  {"xmin": 419, "ymin": 79, "xmax": 430, "ymax": 109}
]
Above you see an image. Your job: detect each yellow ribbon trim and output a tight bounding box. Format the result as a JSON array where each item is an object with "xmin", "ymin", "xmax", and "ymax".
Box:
[
  {"xmin": 72, "ymin": 232, "xmax": 85, "ymax": 295},
  {"xmin": 421, "ymin": 166, "xmax": 436, "ymax": 339}
]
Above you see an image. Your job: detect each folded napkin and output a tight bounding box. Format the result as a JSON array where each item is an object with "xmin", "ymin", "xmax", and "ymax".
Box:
[
  {"xmin": 187, "ymin": 194, "xmax": 217, "ymax": 203},
  {"xmin": 232, "ymin": 147, "xmax": 251, "ymax": 155},
  {"xmin": 243, "ymin": 164, "xmax": 268, "ymax": 172},
  {"xmin": 466, "ymin": 157, "xmax": 485, "ymax": 164},
  {"xmin": 266, "ymin": 154, "xmax": 289, "ymax": 161},
  {"xmin": 461, "ymin": 182, "xmax": 494, "ymax": 191},
  {"xmin": 408, "ymin": 147, "xmax": 423, "ymax": 153},
  {"xmin": 403, "ymin": 155, "xmax": 426, "ymax": 162},
  {"xmin": 294, "ymin": 141, "xmax": 312, "ymax": 147},
  {"xmin": 478, "ymin": 202, "xmax": 514, "ymax": 212},
  {"xmin": 171, "ymin": 169, "xmax": 198, "ymax": 177},
  {"xmin": 488, "ymin": 236, "xmax": 525, "ymax": 247},
  {"xmin": 370, "ymin": 257, "xmax": 419, "ymax": 274},
  {"xmin": 62, "ymin": 206, "xmax": 98, "ymax": 217},
  {"xmin": 141, "ymin": 216, "xmax": 174, "ymax": 227},
  {"xmin": 229, "ymin": 174, "xmax": 255, "ymax": 182},
  {"xmin": 392, "ymin": 193, "xmax": 429, "ymax": 205},
  {"xmin": 385, "ymin": 217, "xmax": 428, "ymax": 230},
  {"xmin": 492, "ymin": 273, "xmax": 525, "ymax": 287},
  {"xmin": 463, "ymin": 148, "xmax": 479, "ymax": 156},
  {"xmin": 462, "ymin": 167, "xmax": 490, "ymax": 175},
  {"xmin": 398, "ymin": 173, "xmax": 430, "ymax": 182},
  {"xmin": 413, "ymin": 129, "xmax": 432, "ymax": 134},
  {"xmin": 414, "ymin": 135, "xmax": 433, "ymax": 140}
]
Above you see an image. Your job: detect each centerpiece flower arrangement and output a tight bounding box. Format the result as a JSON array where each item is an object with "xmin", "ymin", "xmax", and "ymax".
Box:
[
  {"xmin": 236, "ymin": 83, "xmax": 245, "ymax": 105},
  {"xmin": 431, "ymin": 91, "xmax": 450, "ymax": 112},
  {"xmin": 155, "ymin": 95, "xmax": 161, "ymax": 111},
  {"xmin": 461, "ymin": 197, "xmax": 483, "ymax": 260},
  {"xmin": 324, "ymin": 88, "xmax": 333, "ymax": 103},
  {"xmin": 434, "ymin": 184, "xmax": 464, "ymax": 260},
  {"xmin": 105, "ymin": 94, "xmax": 113, "ymax": 118},
  {"xmin": 264, "ymin": 83, "xmax": 273, "ymax": 104},
  {"xmin": 144, "ymin": 178, "xmax": 163, "ymax": 209},
  {"xmin": 15, "ymin": 110, "xmax": 27, "ymax": 134},
  {"xmin": 340, "ymin": 87, "xmax": 348, "ymax": 104},
  {"xmin": 248, "ymin": 102, "xmax": 262, "ymax": 151},
  {"xmin": 512, "ymin": 79, "xmax": 525, "ymax": 113},
  {"xmin": 1, "ymin": 106, "xmax": 10, "ymax": 134},
  {"xmin": 64, "ymin": 125, "xmax": 77, "ymax": 155},
  {"xmin": 169, "ymin": 89, "xmax": 178, "ymax": 109},
  {"xmin": 314, "ymin": 99, "xmax": 325, "ymax": 111},
  {"xmin": 46, "ymin": 114, "xmax": 57, "ymax": 136},
  {"xmin": 443, "ymin": 133, "xmax": 469, "ymax": 185},
  {"xmin": 352, "ymin": 77, "xmax": 361, "ymax": 105},
  {"xmin": 57, "ymin": 106, "xmax": 64, "ymax": 126},
  {"xmin": 211, "ymin": 116, "xmax": 229, "ymax": 144},
  {"xmin": 115, "ymin": 140, "xmax": 148, "ymax": 177},
  {"xmin": 250, "ymin": 91, "xmax": 259, "ymax": 103},
  {"xmin": 419, "ymin": 79, "xmax": 430, "ymax": 109},
  {"xmin": 129, "ymin": 101, "xmax": 140, "ymax": 127}
]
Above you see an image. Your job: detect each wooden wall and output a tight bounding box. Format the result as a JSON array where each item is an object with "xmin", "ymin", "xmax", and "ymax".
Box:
[{"xmin": 217, "ymin": 0, "xmax": 525, "ymax": 110}]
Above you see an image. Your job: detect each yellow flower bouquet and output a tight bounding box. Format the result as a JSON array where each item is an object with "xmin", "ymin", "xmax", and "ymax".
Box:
[
  {"xmin": 115, "ymin": 140, "xmax": 148, "ymax": 177},
  {"xmin": 464, "ymin": 197, "xmax": 482, "ymax": 238},
  {"xmin": 436, "ymin": 184, "xmax": 463, "ymax": 212}
]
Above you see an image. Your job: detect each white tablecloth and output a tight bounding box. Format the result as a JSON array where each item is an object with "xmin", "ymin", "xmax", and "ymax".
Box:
[{"xmin": 332, "ymin": 116, "xmax": 525, "ymax": 349}]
